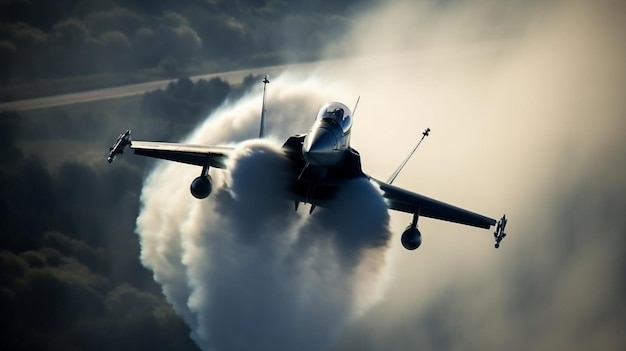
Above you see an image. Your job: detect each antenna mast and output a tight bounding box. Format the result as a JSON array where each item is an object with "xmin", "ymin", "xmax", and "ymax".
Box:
[
  {"xmin": 259, "ymin": 75, "xmax": 270, "ymax": 138},
  {"xmin": 352, "ymin": 96, "xmax": 361, "ymax": 117}
]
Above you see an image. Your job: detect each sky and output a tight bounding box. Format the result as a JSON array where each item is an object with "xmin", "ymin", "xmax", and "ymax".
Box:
[
  {"xmin": 319, "ymin": 1, "xmax": 626, "ymax": 350},
  {"xmin": 134, "ymin": 0, "xmax": 626, "ymax": 350}
]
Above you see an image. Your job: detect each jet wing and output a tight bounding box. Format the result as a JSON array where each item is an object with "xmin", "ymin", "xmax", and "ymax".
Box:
[
  {"xmin": 373, "ymin": 179, "xmax": 496, "ymax": 229},
  {"xmin": 130, "ymin": 141, "xmax": 233, "ymax": 169}
]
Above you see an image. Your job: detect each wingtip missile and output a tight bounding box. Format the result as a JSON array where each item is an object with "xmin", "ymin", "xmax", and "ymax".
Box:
[
  {"xmin": 494, "ymin": 214, "xmax": 508, "ymax": 248},
  {"xmin": 108, "ymin": 129, "xmax": 131, "ymax": 163}
]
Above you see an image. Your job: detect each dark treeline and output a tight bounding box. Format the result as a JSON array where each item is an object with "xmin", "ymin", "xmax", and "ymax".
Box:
[
  {"xmin": 141, "ymin": 76, "xmax": 231, "ymax": 138},
  {"xmin": 140, "ymin": 74, "xmax": 260, "ymax": 141},
  {"xmin": 0, "ymin": 75, "xmax": 261, "ymax": 351},
  {"xmin": 0, "ymin": 0, "xmax": 376, "ymax": 83}
]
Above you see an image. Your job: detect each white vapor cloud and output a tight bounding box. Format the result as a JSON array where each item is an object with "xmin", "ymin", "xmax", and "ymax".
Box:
[
  {"xmin": 136, "ymin": 0, "xmax": 626, "ymax": 350},
  {"xmin": 318, "ymin": 0, "xmax": 626, "ymax": 350},
  {"xmin": 136, "ymin": 77, "xmax": 393, "ymax": 351}
]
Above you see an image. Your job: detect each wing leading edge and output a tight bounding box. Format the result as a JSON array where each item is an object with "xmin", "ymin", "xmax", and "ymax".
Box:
[
  {"xmin": 128, "ymin": 142, "xmax": 495, "ymax": 229},
  {"xmin": 373, "ymin": 178, "xmax": 496, "ymax": 229},
  {"xmin": 130, "ymin": 141, "xmax": 233, "ymax": 168}
]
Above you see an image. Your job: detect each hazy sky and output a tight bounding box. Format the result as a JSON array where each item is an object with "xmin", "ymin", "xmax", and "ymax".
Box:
[
  {"xmin": 123, "ymin": 1, "xmax": 626, "ymax": 350},
  {"xmin": 314, "ymin": 1, "xmax": 626, "ymax": 350}
]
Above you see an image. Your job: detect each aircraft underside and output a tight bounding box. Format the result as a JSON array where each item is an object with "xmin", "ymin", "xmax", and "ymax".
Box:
[{"xmin": 281, "ymin": 134, "xmax": 365, "ymax": 207}]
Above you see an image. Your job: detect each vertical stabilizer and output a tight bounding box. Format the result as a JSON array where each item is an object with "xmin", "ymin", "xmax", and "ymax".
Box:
[{"xmin": 259, "ymin": 75, "xmax": 270, "ymax": 138}]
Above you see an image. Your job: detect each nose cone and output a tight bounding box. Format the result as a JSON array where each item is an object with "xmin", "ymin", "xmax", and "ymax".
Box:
[{"xmin": 303, "ymin": 127, "xmax": 339, "ymax": 166}]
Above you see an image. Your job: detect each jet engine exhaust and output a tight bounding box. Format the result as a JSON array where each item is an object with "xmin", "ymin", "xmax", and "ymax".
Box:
[{"xmin": 135, "ymin": 83, "xmax": 393, "ymax": 351}]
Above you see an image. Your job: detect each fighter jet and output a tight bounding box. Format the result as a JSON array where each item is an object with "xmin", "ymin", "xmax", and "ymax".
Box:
[
  {"xmin": 108, "ymin": 77, "xmax": 507, "ymax": 250},
  {"xmin": 107, "ymin": 129, "xmax": 131, "ymax": 163}
]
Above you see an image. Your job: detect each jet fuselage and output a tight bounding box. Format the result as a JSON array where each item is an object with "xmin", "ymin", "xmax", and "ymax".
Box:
[
  {"xmin": 302, "ymin": 102, "xmax": 352, "ymax": 167},
  {"xmin": 280, "ymin": 102, "xmax": 363, "ymax": 206}
]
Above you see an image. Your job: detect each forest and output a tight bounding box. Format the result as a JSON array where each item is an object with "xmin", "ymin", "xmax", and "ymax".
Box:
[
  {"xmin": 0, "ymin": 0, "xmax": 376, "ymax": 91},
  {"xmin": 0, "ymin": 74, "xmax": 262, "ymax": 351}
]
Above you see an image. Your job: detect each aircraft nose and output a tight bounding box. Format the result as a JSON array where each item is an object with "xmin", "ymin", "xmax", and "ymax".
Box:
[{"xmin": 303, "ymin": 127, "xmax": 339, "ymax": 166}]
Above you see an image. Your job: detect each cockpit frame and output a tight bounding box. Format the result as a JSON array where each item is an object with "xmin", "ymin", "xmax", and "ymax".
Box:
[{"xmin": 315, "ymin": 102, "xmax": 352, "ymax": 134}]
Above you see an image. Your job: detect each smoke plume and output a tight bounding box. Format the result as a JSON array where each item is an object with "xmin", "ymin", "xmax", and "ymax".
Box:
[
  {"xmin": 137, "ymin": 0, "xmax": 626, "ymax": 350},
  {"xmin": 135, "ymin": 78, "xmax": 392, "ymax": 351}
]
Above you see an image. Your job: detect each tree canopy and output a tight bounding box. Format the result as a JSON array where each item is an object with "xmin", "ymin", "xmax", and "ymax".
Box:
[
  {"xmin": 0, "ymin": 75, "xmax": 262, "ymax": 350},
  {"xmin": 0, "ymin": 0, "xmax": 377, "ymax": 83}
]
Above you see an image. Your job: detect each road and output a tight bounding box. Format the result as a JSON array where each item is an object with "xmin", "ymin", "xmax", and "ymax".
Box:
[{"xmin": 0, "ymin": 62, "xmax": 317, "ymax": 112}]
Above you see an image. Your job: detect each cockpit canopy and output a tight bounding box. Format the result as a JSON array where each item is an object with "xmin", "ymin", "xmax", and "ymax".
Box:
[{"xmin": 315, "ymin": 102, "xmax": 352, "ymax": 133}]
